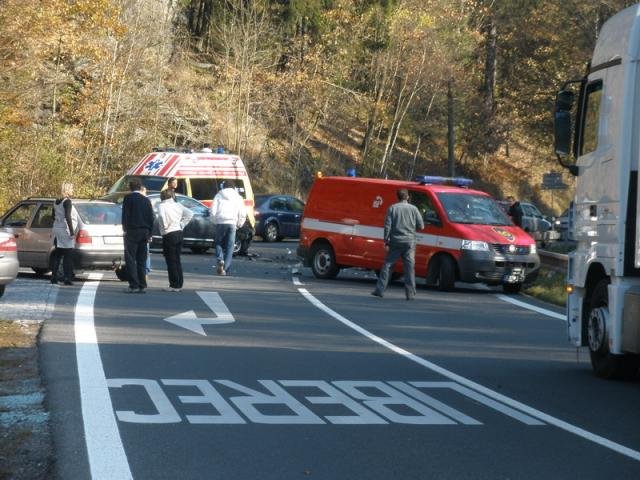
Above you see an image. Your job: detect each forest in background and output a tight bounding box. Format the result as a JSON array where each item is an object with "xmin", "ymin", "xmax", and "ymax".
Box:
[{"xmin": 0, "ymin": 0, "xmax": 635, "ymax": 214}]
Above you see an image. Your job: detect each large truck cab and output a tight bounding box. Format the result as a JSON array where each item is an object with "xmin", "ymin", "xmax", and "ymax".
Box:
[{"xmin": 554, "ymin": 4, "xmax": 640, "ymax": 378}]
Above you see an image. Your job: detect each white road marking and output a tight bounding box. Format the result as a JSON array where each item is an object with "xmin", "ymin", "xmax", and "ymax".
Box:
[
  {"xmin": 164, "ymin": 291, "xmax": 235, "ymax": 335},
  {"xmin": 75, "ymin": 273, "xmax": 132, "ymax": 479},
  {"xmin": 496, "ymin": 294, "xmax": 566, "ymax": 320},
  {"xmin": 296, "ymin": 287, "xmax": 640, "ymax": 462}
]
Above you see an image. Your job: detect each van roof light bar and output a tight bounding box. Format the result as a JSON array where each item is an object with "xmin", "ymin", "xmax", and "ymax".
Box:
[{"xmin": 414, "ymin": 176, "xmax": 473, "ymax": 187}]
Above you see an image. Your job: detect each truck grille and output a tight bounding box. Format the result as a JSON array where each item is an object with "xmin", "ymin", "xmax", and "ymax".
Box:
[{"xmin": 492, "ymin": 244, "xmax": 530, "ymax": 255}]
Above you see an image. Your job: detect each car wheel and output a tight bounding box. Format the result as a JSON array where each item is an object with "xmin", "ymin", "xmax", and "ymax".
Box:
[
  {"xmin": 437, "ymin": 255, "xmax": 455, "ymax": 291},
  {"xmin": 32, "ymin": 267, "xmax": 49, "ymax": 276},
  {"xmin": 587, "ymin": 279, "xmax": 640, "ymax": 379},
  {"xmin": 310, "ymin": 242, "xmax": 339, "ymax": 279},
  {"xmin": 264, "ymin": 222, "xmax": 279, "ymax": 242},
  {"xmin": 191, "ymin": 246, "xmax": 209, "ymax": 254},
  {"xmin": 503, "ymin": 282, "xmax": 522, "ymax": 294}
]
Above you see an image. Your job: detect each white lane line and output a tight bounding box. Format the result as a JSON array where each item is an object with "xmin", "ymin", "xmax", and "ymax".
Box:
[
  {"xmin": 75, "ymin": 273, "xmax": 132, "ymax": 479},
  {"xmin": 297, "ymin": 287, "xmax": 640, "ymax": 462},
  {"xmin": 496, "ymin": 294, "xmax": 566, "ymax": 321}
]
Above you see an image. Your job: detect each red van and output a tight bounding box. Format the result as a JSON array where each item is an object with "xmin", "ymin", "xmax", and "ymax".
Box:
[{"xmin": 297, "ymin": 176, "xmax": 540, "ymax": 293}]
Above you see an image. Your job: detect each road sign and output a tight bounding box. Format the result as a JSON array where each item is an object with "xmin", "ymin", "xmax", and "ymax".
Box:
[{"xmin": 542, "ymin": 172, "xmax": 567, "ymax": 190}]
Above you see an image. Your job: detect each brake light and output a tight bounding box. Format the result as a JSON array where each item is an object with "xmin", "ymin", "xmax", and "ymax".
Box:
[
  {"xmin": 76, "ymin": 229, "xmax": 93, "ymax": 244},
  {"xmin": 244, "ymin": 199, "xmax": 254, "ymax": 207},
  {"xmin": 0, "ymin": 236, "xmax": 17, "ymax": 252}
]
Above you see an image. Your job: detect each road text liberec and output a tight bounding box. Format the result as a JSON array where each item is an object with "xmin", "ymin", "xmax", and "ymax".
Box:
[{"xmin": 107, "ymin": 379, "xmax": 543, "ymax": 426}]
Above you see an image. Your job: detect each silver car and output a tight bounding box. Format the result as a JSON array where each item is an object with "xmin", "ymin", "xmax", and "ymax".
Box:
[
  {"xmin": 0, "ymin": 198, "xmax": 125, "ymax": 276},
  {"xmin": 0, "ymin": 231, "xmax": 19, "ymax": 298}
]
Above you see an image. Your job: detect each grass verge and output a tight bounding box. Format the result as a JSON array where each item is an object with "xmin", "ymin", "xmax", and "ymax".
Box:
[
  {"xmin": 0, "ymin": 319, "xmax": 52, "ymax": 479},
  {"xmin": 524, "ymin": 268, "xmax": 567, "ymax": 307}
]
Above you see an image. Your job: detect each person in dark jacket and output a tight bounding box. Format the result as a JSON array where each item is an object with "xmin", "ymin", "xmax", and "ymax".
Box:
[
  {"xmin": 372, "ymin": 189, "xmax": 425, "ymax": 300},
  {"xmin": 507, "ymin": 196, "xmax": 524, "ymax": 227},
  {"xmin": 121, "ymin": 178, "xmax": 154, "ymax": 293}
]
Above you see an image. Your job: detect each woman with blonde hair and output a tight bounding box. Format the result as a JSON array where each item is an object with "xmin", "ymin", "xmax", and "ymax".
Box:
[{"xmin": 50, "ymin": 181, "xmax": 78, "ymax": 285}]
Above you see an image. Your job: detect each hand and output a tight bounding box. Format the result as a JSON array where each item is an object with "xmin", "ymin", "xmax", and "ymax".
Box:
[{"xmin": 384, "ymin": 244, "xmax": 390, "ymax": 252}]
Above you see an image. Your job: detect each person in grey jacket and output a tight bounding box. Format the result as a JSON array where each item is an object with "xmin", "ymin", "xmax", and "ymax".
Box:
[{"xmin": 372, "ymin": 189, "xmax": 424, "ymax": 300}]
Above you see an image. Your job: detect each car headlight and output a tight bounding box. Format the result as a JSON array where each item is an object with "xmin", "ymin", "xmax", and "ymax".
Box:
[
  {"xmin": 530, "ymin": 244, "xmax": 537, "ymax": 254},
  {"xmin": 461, "ymin": 240, "xmax": 489, "ymax": 251}
]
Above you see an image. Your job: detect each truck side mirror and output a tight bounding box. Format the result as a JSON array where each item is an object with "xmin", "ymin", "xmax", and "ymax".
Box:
[{"xmin": 554, "ymin": 90, "xmax": 573, "ymax": 157}]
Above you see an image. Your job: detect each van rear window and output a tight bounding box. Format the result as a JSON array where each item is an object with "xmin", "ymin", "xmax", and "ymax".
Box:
[{"xmin": 436, "ymin": 193, "xmax": 511, "ymax": 226}]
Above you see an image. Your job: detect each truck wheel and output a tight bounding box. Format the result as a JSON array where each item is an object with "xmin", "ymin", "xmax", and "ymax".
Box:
[
  {"xmin": 264, "ymin": 222, "xmax": 279, "ymax": 242},
  {"xmin": 503, "ymin": 283, "xmax": 522, "ymax": 294},
  {"xmin": 587, "ymin": 279, "xmax": 639, "ymax": 379},
  {"xmin": 437, "ymin": 255, "xmax": 455, "ymax": 291},
  {"xmin": 310, "ymin": 242, "xmax": 339, "ymax": 279}
]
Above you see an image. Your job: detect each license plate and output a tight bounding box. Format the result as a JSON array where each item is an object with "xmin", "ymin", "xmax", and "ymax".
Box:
[
  {"xmin": 104, "ymin": 236, "xmax": 124, "ymax": 245},
  {"xmin": 504, "ymin": 268, "xmax": 524, "ymax": 284}
]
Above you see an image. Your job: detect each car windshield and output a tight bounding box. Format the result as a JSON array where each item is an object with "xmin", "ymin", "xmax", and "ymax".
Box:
[
  {"xmin": 109, "ymin": 175, "xmax": 168, "ymax": 193},
  {"xmin": 436, "ymin": 193, "xmax": 512, "ymax": 225},
  {"xmin": 75, "ymin": 203, "xmax": 122, "ymax": 225}
]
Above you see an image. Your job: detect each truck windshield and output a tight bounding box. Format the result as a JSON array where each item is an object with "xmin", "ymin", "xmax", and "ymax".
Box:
[
  {"xmin": 108, "ymin": 175, "xmax": 168, "ymax": 193},
  {"xmin": 436, "ymin": 192, "xmax": 512, "ymax": 225}
]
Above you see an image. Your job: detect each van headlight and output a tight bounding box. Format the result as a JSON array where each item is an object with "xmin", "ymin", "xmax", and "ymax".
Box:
[{"xmin": 461, "ymin": 240, "xmax": 489, "ymax": 251}]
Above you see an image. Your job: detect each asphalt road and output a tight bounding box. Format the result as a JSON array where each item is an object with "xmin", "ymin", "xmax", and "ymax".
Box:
[{"xmin": 40, "ymin": 241, "xmax": 640, "ymax": 479}]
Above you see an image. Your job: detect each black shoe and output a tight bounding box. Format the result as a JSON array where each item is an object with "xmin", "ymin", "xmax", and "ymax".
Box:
[
  {"xmin": 371, "ymin": 290, "xmax": 384, "ymax": 298},
  {"xmin": 64, "ymin": 280, "xmax": 74, "ymax": 286},
  {"xmin": 124, "ymin": 287, "xmax": 136, "ymax": 293},
  {"xmin": 136, "ymin": 288, "xmax": 146, "ymax": 294},
  {"xmin": 50, "ymin": 279, "xmax": 58, "ymax": 285}
]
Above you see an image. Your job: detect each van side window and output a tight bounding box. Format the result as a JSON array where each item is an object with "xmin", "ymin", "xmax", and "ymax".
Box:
[
  {"xmin": 410, "ymin": 191, "xmax": 440, "ymax": 226},
  {"xmin": 190, "ymin": 178, "xmax": 218, "ymax": 201},
  {"xmin": 175, "ymin": 179, "xmax": 187, "ymax": 195},
  {"xmin": 580, "ymin": 80, "xmax": 603, "ymax": 156}
]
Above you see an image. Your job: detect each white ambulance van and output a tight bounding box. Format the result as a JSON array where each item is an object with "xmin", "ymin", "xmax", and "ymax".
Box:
[
  {"xmin": 297, "ymin": 176, "xmax": 540, "ymax": 293},
  {"xmin": 109, "ymin": 149, "xmax": 255, "ymax": 254}
]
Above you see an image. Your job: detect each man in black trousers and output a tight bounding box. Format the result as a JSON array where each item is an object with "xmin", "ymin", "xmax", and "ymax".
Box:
[{"xmin": 121, "ymin": 179, "xmax": 154, "ymax": 293}]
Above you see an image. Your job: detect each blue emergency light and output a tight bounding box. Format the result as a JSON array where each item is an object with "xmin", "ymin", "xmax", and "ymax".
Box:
[{"xmin": 414, "ymin": 175, "xmax": 473, "ymax": 187}]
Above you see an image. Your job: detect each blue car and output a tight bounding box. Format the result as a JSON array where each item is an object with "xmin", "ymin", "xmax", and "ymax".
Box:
[{"xmin": 254, "ymin": 195, "xmax": 305, "ymax": 242}]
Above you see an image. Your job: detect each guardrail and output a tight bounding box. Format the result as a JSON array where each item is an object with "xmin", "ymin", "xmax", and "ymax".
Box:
[{"xmin": 539, "ymin": 250, "xmax": 568, "ymax": 273}]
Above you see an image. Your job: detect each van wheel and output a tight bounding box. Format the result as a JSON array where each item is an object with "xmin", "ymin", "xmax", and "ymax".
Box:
[
  {"xmin": 587, "ymin": 279, "xmax": 640, "ymax": 379},
  {"xmin": 264, "ymin": 222, "xmax": 279, "ymax": 242},
  {"xmin": 437, "ymin": 255, "xmax": 455, "ymax": 291},
  {"xmin": 503, "ymin": 283, "xmax": 522, "ymax": 294},
  {"xmin": 310, "ymin": 242, "xmax": 339, "ymax": 279}
]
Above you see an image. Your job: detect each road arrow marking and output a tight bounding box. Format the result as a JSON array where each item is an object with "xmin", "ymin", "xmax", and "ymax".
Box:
[{"xmin": 164, "ymin": 291, "xmax": 235, "ymax": 336}]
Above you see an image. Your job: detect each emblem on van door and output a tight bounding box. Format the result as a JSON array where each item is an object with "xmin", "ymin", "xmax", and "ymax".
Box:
[
  {"xmin": 492, "ymin": 227, "xmax": 515, "ymax": 242},
  {"xmin": 372, "ymin": 195, "xmax": 384, "ymax": 208}
]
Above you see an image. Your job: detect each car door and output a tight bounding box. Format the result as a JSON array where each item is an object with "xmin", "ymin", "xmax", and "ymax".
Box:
[
  {"xmin": 175, "ymin": 195, "xmax": 214, "ymax": 244},
  {"xmin": 28, "ymin": 203, "xmax": 55, "ymax": 268},
  {"xmin": 0, "ymin": 202, "xmax": 38, "ymax": 266},
  {"xmin": 268, "ymin": 197, "xmax": 289, "ymax": 237},
  {"xmin": 285, "ymin": 197, "xmax": 304, "ymax": 238}
]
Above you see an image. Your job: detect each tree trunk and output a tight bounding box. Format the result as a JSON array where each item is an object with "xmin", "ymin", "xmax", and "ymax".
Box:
[{"xmin": 447, "ymin": 78, "xmax": 455, "ymax": 177}]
